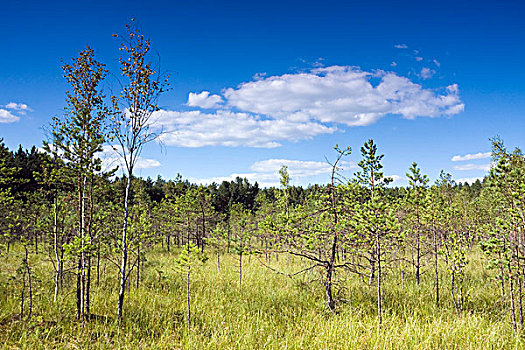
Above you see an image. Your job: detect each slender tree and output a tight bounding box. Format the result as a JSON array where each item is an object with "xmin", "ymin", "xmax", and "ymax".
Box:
[
  {"xmin": 404, "ymin": 162, "xmax": 430, "ymax": 285},
  {"xmin": 51, "ymin": 46, "xmax": 107, "ymax": 319},
  {"xmin": 352, "ymin": 139, "xmax": 401, "ymax": 324},
  {"xmin": 111, "ymin": 19, "xmax": 168, "ymax": 319}
]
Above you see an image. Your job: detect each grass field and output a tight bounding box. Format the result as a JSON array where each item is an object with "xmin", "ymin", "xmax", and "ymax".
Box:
[{"xmin": 0, "ymin": 247, "xmax": 522, "ymax": 349}]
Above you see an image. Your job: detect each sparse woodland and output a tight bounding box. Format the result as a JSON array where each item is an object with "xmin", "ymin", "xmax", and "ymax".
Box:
[{"xmin": 1, "ymin": 21, "xmax": 525, "ymax": 349}]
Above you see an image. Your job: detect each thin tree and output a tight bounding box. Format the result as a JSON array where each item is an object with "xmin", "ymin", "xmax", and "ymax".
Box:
[
  {"xmin": 111, "ymin": 19, "xmax": 169, "ymax": 318},
  {"xmin": 352, "ymin": 139, "xmax": 401, "ymax": 324},
  {"xmin": 51, "ymin": 46, "xmax": 107, "ymax": 319},
  {"xmin": 405, "ymin": 162, "xmax": 430, "ymax": 285}
]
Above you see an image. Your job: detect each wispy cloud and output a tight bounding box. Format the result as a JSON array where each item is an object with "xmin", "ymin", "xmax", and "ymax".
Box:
[
  {"xmin": 453, "ymin": 163, "xmax": 491, "ymax": 171},
  {"xmin": 419, "ymin": 67, "xmax": 436, "ymax": 79},
  {"xmin": 451, "ymin": 152, "xmax": 491, "ymax": 162},
  {"xmin": 250, "ymin": 158, "xmax": 356, "ymax": 177},
  {"xmin": 189, "ymin": 158, "xmax": 356, "ymax": 187},
  {"xmin": 394, "ymin": 44, "xmax": 408, "ymax": 49},
  {"xmin": 153, "ymin": 110, "xmax": 336, "ymax": 148}
]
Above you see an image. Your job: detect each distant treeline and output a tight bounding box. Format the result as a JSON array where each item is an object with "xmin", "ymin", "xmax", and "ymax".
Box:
[{"xmin": 0, "ymin": 140, "xmax": 485, "ymax": 212}]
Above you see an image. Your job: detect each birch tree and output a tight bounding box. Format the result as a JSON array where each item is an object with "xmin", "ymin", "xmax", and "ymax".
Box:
[{"xmin": 111, "ymin": 19, "xmax": 168, "ymax": 319}]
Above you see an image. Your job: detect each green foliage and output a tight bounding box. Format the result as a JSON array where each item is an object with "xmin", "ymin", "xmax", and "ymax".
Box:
[{"xmin": 174, "ymin": 242, "xmax": 208, "ymax": 274}]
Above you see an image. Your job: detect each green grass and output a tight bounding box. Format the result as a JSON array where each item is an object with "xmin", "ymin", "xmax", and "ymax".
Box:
[{"xmin": 0, "ymin": 247, "xmax": 522, "ymax": 349}]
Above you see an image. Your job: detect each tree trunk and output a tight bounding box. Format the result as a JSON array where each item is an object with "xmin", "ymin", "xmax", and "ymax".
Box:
[
  {"xmin": 325, "ymin": 226, "xmax": 338, "ymax": 312},
  {"xmin": 451, "ymin": 273, "xmax": 457, "ymax": 311},
  {"xmin": 80, "ymin": 176, "xmax": 87, "ymax": 319},
  {"xmin": 433, "ymin": 226, "xmax": 440, "ymax": 307},
  {"xmin": 20, "ymin": 265, "xmax": 25, "ymax": 320},
  {"xmin": 96, "ymin": 243, "xmax": 100, "ymax": 287},
  {"xmin": 118, "ymin": 174, "xmax": 132, "ymax": 319},
  {"xmin": 136, "ymin": 243, "xmax": 140, "ymax": 289},
  {"xmin": 201, "ymin": 207, "xmax": 206, "ymax": 253},
  {"xmin": 325, "ymin": 265, "xmax": 335, "ymax": 312},
  {"xmin": 186, "ymin": 265, "xmax": 191, "ymax": 333},
  {"xmin": 499, "ymin": 251, "xmax": 505, "ymax": 298},
  {"xmin": 416, "ymin": 229, "xmax": 420, "ymax": 285},
  {"xmin": 509, "ymin": 261, "xmax": 517, "ymax": 332},
  {"xmin": 377, "ymin": 236, "xmax": 383, "ymax": 325},
  {"xmin": 86, "ymin": 255, "xmax": 91, "ymax": 316},
  {"xmin": 76, "ymin": 258, "xmax": 82, "ymax": 320},
  {"xmin": 53, "ymin": 194, "xmax": 61, "ymax": 302}
]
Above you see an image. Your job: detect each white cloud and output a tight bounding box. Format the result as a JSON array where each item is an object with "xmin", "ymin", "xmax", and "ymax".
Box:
[
  {"xmin": 415, "ymin": 57, "xmax": 423, "ymax": 62},
  {"xmin": 152, "ymin": 109, "xmax": 336, "ymax": 148},
  {"xmin": 455, "ymin": 177, "xmax": 484, "ymax": 184},
  {"xmin": 100, "ymin": 145, "xmax": 161, "ymax": 171},
  {"xmin": 0, "ymin": 109, "xmax": 20, "ymax": 123},
  {"xmin": 190, "ymin": 158, "xmax": 356, "ymax": 188},
  {"xmin": 186, "ymin": 91, "xmax": 223, "ymax": 109},
  {"xmin": 453, "ymin": 163, "xmax": 491, "ymax": 171},
  {"xmin": 433, "ymin": 59, "xmax": 441, "ymax": 67},
  {"xmin": 391, "ymin": 61, "xmax": 397, "ymax": 67},
  {"xmin": 151, "ymin": 66, "xmax": 464, "ymax": 149},
  {"xmin": 5, "ymin": 102, "xmax": 32, "ymax": 112},
  {"xmin": 451, "ymin": 152, "xmax": 491, "ymax": 162},
  {"xmin": 250, "ymin": 159, "xmax": 356, "ymax": 178},
  {"xmin": 189, "ymin": 172, "xmax": 280, "ymax": 188},
  {"xmin": 222, "ymin": 66, "xmax": 464, "ymax": 126},
  {"xmin": 135, "ymin": 158, "xmax": 162, "ymax": 169},
  {"xmin": 394, "ymin": 44, "xmax": 408, "ymax": 49},
  {"xmin": 0, "ymin": 102, "xmax": 32, "ymax": 123},
  {"xmin": 419, "ymin": 67, "xmax": 435, "ymax": 79}
]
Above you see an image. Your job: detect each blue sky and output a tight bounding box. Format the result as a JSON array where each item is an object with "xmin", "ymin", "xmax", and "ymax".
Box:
[{"xmin": 1, "ymin": 0, "xmax": 524, "ymax": 187}]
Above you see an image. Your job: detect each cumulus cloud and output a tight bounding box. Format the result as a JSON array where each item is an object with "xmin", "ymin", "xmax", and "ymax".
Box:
[
  {"xmin": 419, "ymin": 67, "xmax": 436, "ymax": 79},
  {"xmin": 415, "ymin": 56, "xmax": 423, "ymax": 62},
  {"xmin": 0, "ymin": 102, "xmax": 32, "ymax": 123},
  {"xmin": 0, "ymin": 109, "xmax": 20, "ymax": 123},
  {"xmin": 394, "ymin": 44, "xmax": 408, "ymax": 49},
  {"xmin": 187, "ymin": 91, "xmax": 223, "ymax": 109},
  {"xmin": 222, "ymin": 66, "xmax": 464, "ymax": 126},
  {"xmin": 190, "ymin": 158, "xmax": 356, "ymax": 188},
  {"xmin": 150, "ymin": 66, "xmax": 464, "ymax": 149},
  {"xmin": 451, "ymin": 152, "xmax": 491, "ymax": 162},
  {"xmin": 152, "ymin": 110, "xmax": 336, "ymax": 148},
  {"xmin": 5, "ymin": 102, "xmax": 32, "ymax": 113},
  {"xmin": 433, "ymin": 59, "xmax": 441, "ymax": 67},
  {"xmin": 452, "ymin": 163, "xmax": 491, "ymax": 171}
]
